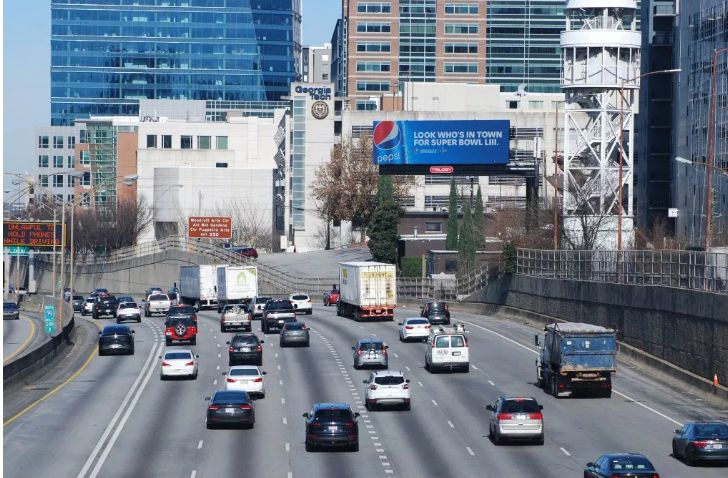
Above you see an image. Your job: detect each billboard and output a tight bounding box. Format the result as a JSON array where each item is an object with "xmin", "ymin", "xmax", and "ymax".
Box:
[
  {"xmin": 3, "ymin": 221, "xmax": 65, "ymax": 249},
  {"xmin": 372, "ymin": 119, "xmax": 510, "ymax": 175},
  {"xmin": 188, "ymin": 216, "xmax": 232, "ymax": 239}
]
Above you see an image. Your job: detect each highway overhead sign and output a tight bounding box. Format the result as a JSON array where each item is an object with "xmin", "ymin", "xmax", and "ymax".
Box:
[
  {"xmin": 188, "ymin": 216, "xmax": 232, "ymax": 239},
  {"xmin": 3, "ymin": 221, "xmax": 64, "ymax": 249}
]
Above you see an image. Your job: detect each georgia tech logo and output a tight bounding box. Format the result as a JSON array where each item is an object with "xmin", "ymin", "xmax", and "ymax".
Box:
[
  {"xmin": 311, "ymin": 101, "xmax": 329, "ymax": 119},
  {"xmin": 373, "ymin": 121, "xmax": 401, "ymax": 150}
]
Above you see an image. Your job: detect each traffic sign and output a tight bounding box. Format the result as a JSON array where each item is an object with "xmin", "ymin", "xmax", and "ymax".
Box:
[
  {"xmin": 44, "ymin": 304, "xmax": 56, "ymax": 334},
  {"xmin": 3, "ymin": 246, "xmax": 30, "ymax": 256},
  {"xmin": 188, "ymin": 216, "xmax": 232, "ymax": 239}
]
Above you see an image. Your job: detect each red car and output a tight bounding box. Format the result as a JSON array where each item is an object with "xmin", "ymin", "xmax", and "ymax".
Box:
[
  {"xmin": 165, "ymin": 316, "xmax": 197, "ymax": 346},
  {"xmin": 323, "ymin": 289, "xmax": 340, "ymax": 306}
]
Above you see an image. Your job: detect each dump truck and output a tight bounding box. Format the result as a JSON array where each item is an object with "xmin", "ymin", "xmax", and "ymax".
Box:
[
  {"xmin": 337, "ymin": 262, "xmax": 396, "ymax": 321},
  {"xmin": 216, "ymin": 265, "xmax": 258, "ymax": 312},
  {"xmin": 535, "ymin": 322, "xmax": 618, "ymax": 398},
  {"xmin": 179, "ymin": 264, "xmax": 227, "ymax": 310}
]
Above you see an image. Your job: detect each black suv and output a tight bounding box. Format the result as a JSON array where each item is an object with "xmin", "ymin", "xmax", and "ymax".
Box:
[
  {"xmin": 420, "ymin": 301, "xmax": 450, "ymax": 325},
  {"xmin": 227, "ymin": 333, "xmax": 264, "ymax": 366},
  {"xmin": 93, "ymin": 294, "xmax": 119, "ymax": 319},
  {"xmin": 303, "ymin": 403, "xmax": 360, "ymax": 452}
]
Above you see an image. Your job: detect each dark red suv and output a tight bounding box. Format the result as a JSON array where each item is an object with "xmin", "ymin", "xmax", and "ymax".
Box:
[{"xmin": 165, "ymin": 316, "xmax": 197, "ymax": 346}]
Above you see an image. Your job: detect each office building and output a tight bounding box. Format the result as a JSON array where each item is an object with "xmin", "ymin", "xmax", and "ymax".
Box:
[
  {"xmin": 32, "ymin": 125, "xmax": 79, "ymax": 205},
  {"xmin": 332, "ymin": 0, "xmax": 486, "ymax": 111},
  {"xmin": 50, "ymin": 0, "xmax": 301, "ymax": 126},
  {"xmin": 302, "ymin": 44, "xmax": 332, "ymax": 82}
]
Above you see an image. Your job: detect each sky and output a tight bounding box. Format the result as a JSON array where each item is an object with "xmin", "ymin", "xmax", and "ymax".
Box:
[{"xmin": 2, "ymin": 1, "xmax": 340, "ymax": 177}]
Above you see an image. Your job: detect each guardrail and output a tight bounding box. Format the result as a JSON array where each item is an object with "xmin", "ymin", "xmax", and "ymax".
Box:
[{"xmin": 516, "ymin": 248, "xmax": 728, "ymax": 294}]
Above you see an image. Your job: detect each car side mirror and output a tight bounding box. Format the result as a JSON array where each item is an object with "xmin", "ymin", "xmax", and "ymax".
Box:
[
  {"xmin": 539, "ymin": 405, "xmax": 543, "ymax": 410},
  {"xmin": 351, "ymin": 346, "xmax": 356, "ymax": 350},
  {"xmin": 586, "ymin": 462, "xmax": 594, "ymax": 469},
  {"xmin": 98, "ymin": 331, "xmax": 102, "ymax": 335},
  {"xmin": 226, "ymin": 341, "xmax": 230, "ymax": 345},
  {"xmin": 405, "ymin": 379, "xmax": 410, "ymax": 383},
  {"xmin": 384, "ymin": 345, "xmax": 389, "ymax": 349},
  {"xmin": 398, "ymin": 322, "xmax": 403, "ymax": 326},
  {"xmin": 419, "ymin": 305, "xmax": 423, "ymax": 309},
  {"xmin": 158, "ymin": 355, "xmax": 162, "ymax": 359},
  {"xmin": 131, "ymin": 330, "xmax": 135, "ymax": 333},
  {"xmin": 302, "ymin": 413, "xmax": 309, "ymax": 419},
  {"xmin": 205, "ymin": 396, "xmax": 211, "ymax": 401},
  {"xmin": 195, "ymin": 355, "xmax": 199, "ymax": 358},
  {"xmin": 534, "ymin": 334, "xmax": 539, "ymax": 346},
  {"xmin": 362, "ymin": 380, "xmax": 368, "ymax": 384},
  {"xmin": 486, "ymin": 405, "xmax": 494, "ymax": 411},
  {"xmin": 222, "ymin": 372, "xmax": 227, "ymax": 376},
  {"xmin": 354, "ymin": 412, "xmax": 360, "ymax": 418},
  {"xmin": 674, "ymin": 429, "xmax": 681, "ymax": 434},
  {"xmin": 260, "ymin": 340, "xmax": 265, "ymax": 344},
  {"xmin": 262, "ymin": 371, "xmax": 267, "ymax": 375}
]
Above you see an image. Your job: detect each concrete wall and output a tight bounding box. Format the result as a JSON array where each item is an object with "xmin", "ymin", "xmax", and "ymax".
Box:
[{"xmin": 472, "ymin": 274, "xmax": 728, "ymax": 387}]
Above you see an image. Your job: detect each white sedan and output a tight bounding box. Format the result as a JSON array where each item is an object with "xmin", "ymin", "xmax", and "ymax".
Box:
[
  {"xmin": 116, "ymin": 302, "xmax": 142, "ymax": 323},
  {"xmin": 289, "ymin": 293, "xmax": 312, "ymax": 315},
  {"xmin": 364, "ymin": 370, "xmax": 411, "ymax": 410},
  {"xmin": 160, "ymin": 349, "xmax": 198, "ymax": 380},
  {"xmin": 224, "ymin": 365, "xmax": 266, "ymax": 398},
  {"xmin": 398, "ymin": 317, "xmax": 431, "ymax": 342}
]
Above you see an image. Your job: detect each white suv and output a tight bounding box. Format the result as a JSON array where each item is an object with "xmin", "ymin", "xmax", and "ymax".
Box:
[
  {"xmin": 363, "ymin": 370, "xmax": 410, "ymax": 410},
  {"xmin": 289, "ymin": 293, "xmax": 312, "ymax": 315},
  {"xmin": 425, "ymin": 326, "xmax": 469, "ymax": 373}
]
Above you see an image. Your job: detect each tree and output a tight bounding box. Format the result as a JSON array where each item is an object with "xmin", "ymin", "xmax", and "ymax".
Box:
[
  {"xmin": 368, "ymin": 176, "xmax": 400, "ymax": 264},
  {"xmin": 446, "ymin": 179, "xmax": 459, "ymax": 250},
  {"xmin": 213, "ymin": 200, "xmax": 273, "ymax": 250},
  {"xmin": 473, "ymin": 185, "xmax": 486, "ymax": 250},
  {"xmin": 457, "ymin": 202, "xmax": 476, "ymax": 272}
]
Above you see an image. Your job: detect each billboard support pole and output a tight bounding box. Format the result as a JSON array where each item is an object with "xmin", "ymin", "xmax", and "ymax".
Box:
[
  {"xmin": 4, "ymin": 252, "xmax": 10, "ymax": 299},
  {"xmin": 52, "ymin": 210, "xmax": 57, "ymax": 299},
  {"xmin": 15, "ymin": 246, "xmax": 20, "ymax": 295}
]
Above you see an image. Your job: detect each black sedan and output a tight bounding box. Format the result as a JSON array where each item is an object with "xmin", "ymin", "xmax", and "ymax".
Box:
[
  {"xmin": 71, "ymin": 295, "xmax": 85, "ymax": 312},
  {"xmin": 227, "ymin": 333, "xmax": 264, "ymax": 366},
  {"xmin": 206, "ymin": 390, "xmax": 255, "ymax": 429},
  {"xmin": 280, "ymin": 322, "xmax": 310, "ymax": 347},
  {"xmin": 303, "ymin": 402, "xmax": 359, "ymax": 452},
  {"xmin": 584, "ymin": 453, "xmax": 659, "ymax": 477},
  {"xmin": 3, "ymin": 302, "xmax": 20, "ymax": 320},
  {"xmin": 98, "ymin": 325, "xmax": 135, "ymax": 356},
  {"xmin": 673, "ymin": 421, "xmax": 728, "ymax": 466}
]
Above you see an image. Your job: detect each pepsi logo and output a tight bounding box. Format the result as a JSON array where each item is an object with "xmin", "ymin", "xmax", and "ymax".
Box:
[
  {"xmin": 373, "ymin": 121, "xmax": 401, "ymax": 150},
  {"xmin": 430, "ymin": 166, "xmax": 454, "ymax": 174}
]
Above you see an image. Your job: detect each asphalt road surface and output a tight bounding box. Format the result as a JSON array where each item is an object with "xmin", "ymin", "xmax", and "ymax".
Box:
[
  {"xmin": 3, "ymin": 312, "xmax": 42, "ymax": 363},
  {"xmin": 4, "ymin": 302, "xmax": 727, "ymax": 477}
]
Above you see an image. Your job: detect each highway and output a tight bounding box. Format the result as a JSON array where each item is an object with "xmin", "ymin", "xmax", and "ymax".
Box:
[
  {"xmin": 3, "ymin": 312, "xmax": 41, "ymax": 363},
  {"xmin": 4, "ymin": 302, "xmax": 727, "ymax": 477}
]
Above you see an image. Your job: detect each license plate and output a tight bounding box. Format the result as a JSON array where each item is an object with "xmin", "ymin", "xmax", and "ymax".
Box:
[
  {"xmin": 242, "ymin": 347, "xmax": 251, "ymax": 352},
  {"xmin": 225, "ymin": 407, "xmax": 236, "ymax": 413},
  {"xmin": 437, "ymin": 350, "xmax": 448, "ymax": 355},
  {"xmin": 328, "ymin": 426, "xmax": 338, "ymax": 432},
  {"xmin": 231, "ymin": 322, "xmax": 241, "ymax": 326},
  {"xmin": 713, "ymin": 444, "xmax": 723, "ymax": 449},
  {"xmin": 110, "ymin": 344, "xmax": 121, "ymax": 348},
  {"xmin": 105, "ymin": 309, "xmax": 111, "ymax": 313},
  {"xmin": 452, "ymin": 351, "xmax": 461, "ymax": 356},
  {"xmin": 515, "ymin": 414, "xmax": 528, "ymax": 420}
]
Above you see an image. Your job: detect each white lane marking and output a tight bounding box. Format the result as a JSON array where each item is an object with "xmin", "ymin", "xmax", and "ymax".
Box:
[
  {"xmin": 279, "ymin": 379, "xmax": 283, "ymax": 386},
  {"xmin": 281, "ymin": 398, "xmax": 286, "ymax": 405},
  {"xmin": 87, "ymin": 341, "xmax": 164, "ymax": 478},
  {"xmin": 417, "ymin": 381, "xmax": 424, "ymax": 387},
  {"xmin": 216, "ymin": 365, "xmax": 220, "ymax": 370},
  {"xmin": 376, "ymin": 448, "xmax": 384, "ymax": 452},
  {"xmin": 191, "ymin": 471, "xmax": 197, "ymax": 478},
  {"xmin": 393, "ymin": 352, "xmax": 399, "ymax": 358},
  {"xmin": 213, "ymin": 379, "xmax": 217, "ymax": 385},
  {"xmin": 365, "ymin": 424, "xmax": 374, "ymax": 429},
  {"xmin": 197, "ymin": 440, "xmax": 203, "ymax": 449},
  {"xmin": 216, "ymin": 343, "xmax": 220, "ymax": 348},
  {"xmin": 379, "ymin": 455, "xmax": 387, "ymax": 460},
  {"xmin": 447, "ymin": 420, "xmax": 455, "ymax": 428},
  {"xmin": 275, "ymin": 353, "xmax": 279, "ymax": 358},
  {"xmin": 488, "ymin": 380, "xmax": 495, "ymax": 386},
  {"xmin": 385, "ymin": 470, "xmax": 394, "ymax": 474},
  {"xmin": 431, "ymin": 399, "xmax": 438, "ymax": 406},
  {"xmin": 277, "ymin": 365, "xmax": 282, "ymax": 371},
  {"xmin": 288, "ymin": 473, "xmax": 293, "ymax": 478},
  {"xmin": 405, "ymin": 366, "xmax": 411, "ymax": 371},
  {"xmin": 213, "ymin": 336, "xmax": 217, "ymax": 340},
  {"xmin": 285, "ymin": 443, "xmax": 291, "ymax": 452},
  {"xmin": 282, "ymin": 417, "xmax": 288, "ymax": 425},
  {"xmin": 77, "ymin": 341, "xmax": 160, "ymax": 478},
  {"xmin": 460, "ymin": 318, "xmax": 686, "ymax": 427},
  {"xmin": 381, "ymin": 462, "xmax": 390, "ymax": 467},
  {"xmin": 560, "ymin": 447, "xmax": 571, "ymax": 456},
  {"xmin": 466, "ymin": 446, "xmax": 475, "ymax": 456},
  {"xmin": 217, "ymin": 353, "xmax": 221, "ymax": 358},
  {"xmin": 472, "ymin": 365, "xmax": 479, "ymax": 370},
  {"xmin": 368, "ymin": 430, "xmax": 377, "ymax": 434}
]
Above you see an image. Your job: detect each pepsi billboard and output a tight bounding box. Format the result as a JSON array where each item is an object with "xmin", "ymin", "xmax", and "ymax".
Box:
[{"xmin": 372, "ymin": 120, "xmax": 510, "ymax": 175}]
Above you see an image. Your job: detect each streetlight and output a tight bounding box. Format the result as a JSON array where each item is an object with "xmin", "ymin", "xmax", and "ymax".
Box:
[
  {"xmin": 705, "ymin": 47, "xmax": 728, "ymax": 251},
  {"xmin": 618, "ymin": 68, "xmax": 681, "ymax": 251}
]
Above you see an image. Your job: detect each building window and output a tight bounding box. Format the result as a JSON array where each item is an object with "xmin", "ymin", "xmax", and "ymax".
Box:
[
  {"xmin": 54, "ymin": 155, "xmax": 64, "ymax": 168},
  {"xmin": 80, "ymin": 150, "xmax": 90, "ymax": 165},
  {"xmin": 146, "ymin": 134, "xmax": 157, "ymax": 148},
  {"xmin": 198, "ymin": 136, "xmax": 211, "ymax": 149},
  {"xmin": 508, "ymin": 101, "xmax": 519, "ymax": 109},
  {"xmin": 322, "ymin": 73, "xmax": 329, "ymax": 80},
  {"xmin": 357, "ymin": 2, "xmax": 391, "ymax": 13},
  {"xmin": 38, "ymin": 155, "xmax": 49, "ymax": 168},
  {"xmin": 81, "ymin": 172, "xmax": 91, "ymax": 186},
  {"xmin": 53, "ymin": 136, "xmax": 64, "ymax": 148},
  {"xmin": 79, "ymin": 130, "xmax": 87, "ymax": 144},
  {"xmin": 80, "ymin": 192, "xmax": 90, "ymax": 206},
  {"xmin": 356, "ymin": 81, "xmax": 390, "ymax": 92},
  {"xmin": 425, "ymin": 222, "xmax": 442, "ymax": 233},
  {"xmin": 53, "ymin": 175, "xmax": 64, "ymax": 188},
  {"xmin": 162, "ymin": 135, "xmax": 172, "ymax": 149},
  {"xmin": 357, "ymin": 22, "xmax": 391, "ymax": 33},
  {"xmin": 68, "ymin": 155, "xmax": 74, "ymax": 168},
  {"xmin": 528, "ymin": 100, "xmax": 544, "ymax": 109},
  {"xmin": 445, "ymin": 3, "xmax": 479, "ymax": 15},
  {"xmin": 357, "ymin": 42, "xmax": 391, "ymax": 53},
  {"xmin": 215, "ymin": 162, "xmax": 228, "ymax": 168},
  {"xmin": 216, "ymin": 136, "xmax": 228, "ymax": 149},
  {"xmin": 356, "ymin": 100, "xmax": 379, "ymax": 111},
  {"xmin": 444, "ymin": 63, "xmax": 478, "ymax": 73},
  {"xmin": 356, "ymin": 61, "xmax": 391, "ymax": 72},
  {"xmin": 445, "ymin": 23, "xmax": 479, "ymax": 34},
  {"xmin": 39, "ymin": 175, "xmax": 49, "ymax": 187},
  {"xmin": 444, "ymin": 43, "xmax": 478, "ymax": 54},
  {"xmin": 181, "ymin": 135, "xmax": 192, "ymax": 149},
  {"xmin": 68, "ymin": 136, "xmax": 76, "ymax": 149},
  {"xmin": 38, "ymin": 136, "xmax": 49, "ymax": 148}
]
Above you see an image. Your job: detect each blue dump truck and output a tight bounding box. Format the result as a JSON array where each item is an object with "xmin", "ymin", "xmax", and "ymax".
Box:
[{"xmin": 535, "ymin": 322, "xmax": 618, "ymax": 398}]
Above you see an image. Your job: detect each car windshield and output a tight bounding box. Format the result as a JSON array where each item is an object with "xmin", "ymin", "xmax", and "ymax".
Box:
[
  {"xmin": 119, "ymin": 303, "xmax": 137, "ymax": 309},
  {"xmin": 164, "ymin": 352, "xmax": 192, "ymax": 360},
  {"xmin": 284, "ymin": 323, "xmax": 306, "ymax": 330},
  {"xmin": 150, "ymin": 294, "xmax": 168, "ymax": 301},
  {"xmin": 255, "ymin": 297, "xmax": 272, "ymax": 304},
  {"xmin": 406, "ymin": 319, "xmax": 429, "ymax": 325},
  {"xmin": 230, "ymin": 368, "xmax": 260, "ymax": 376},
  {"xmin": 374, "ymin": 375, "xmax": 405, "ymax": 385},
  {"xmin": 609, "ymin": 456, "xmax": 653, "ymax": 471},
  {"xmin": 212, "ymin": 391, "xmax": 249, "ymax": 404},
  {"xmin": 232, "ymin": 336, "xmax": 258, "ymax": 346},
  {"xmin": 171, "ymin": 306, "xmax": 195, "ymax": 313},
  {"xmin": 501, "ymin": 399, "xmax": 540, "ymax": 413},
  {"xmin": 359, "ymin": 342, "xmax": 383, "ymax": 351},
  {"xmin": 292, "ymin": 294, "xmax": 309, "ymax": 300},
  {"xmin": 314, "ymin": 409, "xmax": 351, "ymax": 422},
  {"xmin": 166, "ymin": 317, "xmax": 193, "ymax": 326},
  {"xmin": 73, "ymin": 295, "xmax": 84, "ymax": 300},
  {"xmin": 267, "ymin": 301, "xmax": 293, "ymax": 310},
  {"xmin": 694, "ymin": 424, "xmax": 728, "ymax": 439},
  {"xmin": 4, "ymin": 303, "xmax": 18, "ymax": 311},
  {"xmin": 427, "ymin": 302, "xmax": 446, "ymax": 311},
  {"xmin": 101, "ymin": 326, "xmax": 129, "ymax": 336},
  {"xmin": 86, "ymin": 298, "xmax": 96, "ymax": 303}
]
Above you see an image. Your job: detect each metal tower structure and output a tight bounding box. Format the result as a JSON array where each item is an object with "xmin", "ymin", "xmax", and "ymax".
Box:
[{"xmin": 561, "ymin": 0, "xmax": 641, "ymax": 249}]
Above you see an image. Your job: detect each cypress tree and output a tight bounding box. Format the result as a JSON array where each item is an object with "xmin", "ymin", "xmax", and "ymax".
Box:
[
  {"xmin": 473, "ymin": 184, "xmax": 486, "ymax": 250},
  {"xmin": 446, "ymin": 179, "xmax": 459, "ymax": 250},
  {"xmin": 457, "ymin": 202, "xmax": 476, "ymax": 272},
  {"xmin": 368, "ymin": 176, "xmax": 400, "ymax": 264}
]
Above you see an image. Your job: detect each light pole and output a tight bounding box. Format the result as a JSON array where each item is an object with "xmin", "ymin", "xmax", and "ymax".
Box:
[{"xmin": 705, "ymin": 47, "xmax": 728, "ymax": 251}]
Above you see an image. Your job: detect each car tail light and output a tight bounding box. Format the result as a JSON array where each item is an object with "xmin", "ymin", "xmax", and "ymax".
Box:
[
  {"xmin": 343, "ymin": 421, "xmax": 355, "ymax": 428},
  {"xmin": 185, "ymin": 361, "xmax": 194, "ymax": 366},
  {"xmin": 528, "ymin": 412, "xmax": 543, "ymax": 420},
  {"xmin": 692, "ymin": 440, "xmax": 710, "ymax": 449},
  {"xmin": 402, "ymin": 383, "xmax": 409, "ymax": 389},
  {"xmin": 306, "ymin": 298, "xmax": 311, "ymax": 302},
  {"xmin": 239, "ymin": 404, "xmax": 253, "ymax": 410},
  {"xmin": 357, "ymin": 350, "xmax": 363, "ymax": 356},
  {"xmin": 444, "ymin": 304, "xmax": 449, "ymax": 311},
  {"xmin": 257, "ymin": 345, "xmax": 262, "ymax": 352},
  {"xmin": 464, "ymin": 337, "xmax": 469, "ymax": 347},
  {"xmin": 425, "ymin": 325, "xmax": 431, "ymax": 329},
  {"xmin": 161, "ymin": 362, "xmax": 171, "ymax": 367},
  {"xmin": 383, "ymin": 348, "xmax": 388, "ymax": 355},
  {"xmin": 369, "ymin": 384, "xmax": 377, "ymax": 390},
  {"xmin": 208, "ymin": 405, "xmax": 220, "ymax": 410},
  {"xmin": 253, "ymin": 377, "xmax": 263, "ymax": 383},
  {"xmin": 229, "ymin": 346, "xmax": 234, "ymax": 352},
  {"xmin": 405, "ymin": 326, "xmax": 414, "ymax": 330},
  {"xmin": 310, "ymin": 422, "xmax": 323, "ymax": 430},
  {"xmin": 226, "ymin": 378, "xmax": 236, "ymax": 383},
  {"xmin": 497, "ymin": 413, "xmax": 513, "ymax": 420}
]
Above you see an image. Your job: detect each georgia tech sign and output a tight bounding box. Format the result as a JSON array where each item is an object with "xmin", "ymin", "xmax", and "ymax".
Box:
[{"xmin": 294, "ymin": 85, "xmax": 332, "ymax": 101}]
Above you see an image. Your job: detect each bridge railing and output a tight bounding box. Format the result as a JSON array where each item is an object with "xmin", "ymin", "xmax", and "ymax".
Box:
[{"xmin": 516, "ymin": 248, "xmax": 728, "ymax": 294}]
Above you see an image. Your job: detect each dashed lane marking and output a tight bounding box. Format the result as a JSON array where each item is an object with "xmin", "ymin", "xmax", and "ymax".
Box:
[
  {"xmin": 466, "ymin": 447, "xmax": 475, "ymax": 456},
  {"xmin": 405, "ymin": 366, "xmax": 411, "ymax": 371},
  {"xmin": 282, "ymin": 417, "xmax": 288, "ymax": 425},
  {"xmin": 560, "ymin": 447, "xmax": 571, "ymax": 456},
  {"xmin": 431, "ymin": 399, "xmax": 438, "ymax": 407},
  {"xmin": 488, "ymin": 380, "xmax": 495, "ymax": 386},
  {"xmin": 417, "ymin": 381, "xmax": 423, "ymax": 387},
  {"xmin": 393, "ymin": 352, "xmax": 399, "ymax": 358},
  {"xmin": 191, "ymin": 470, "xmax": 197, "ymax": 478},
  {"xmin": 281, "ymin": 398, "xmax": 286, "ymax": 405},
  {"xmin": 471, "ymin": 365, "xmax": 479, "ymax": 370},
  {"xmin": 285, "ymin": 443, "xmax": 291, "ymax": 452},
  {"xmin": 213, "ymin": 379, "xmax": 217, "ymax": 385},
  {"xmin": 197, "ymin": 440, "xmax": 203, "ymax": 449},
  {"xmin": 447, "ymin": 420, "xmax": 455, "ymax": 428}
]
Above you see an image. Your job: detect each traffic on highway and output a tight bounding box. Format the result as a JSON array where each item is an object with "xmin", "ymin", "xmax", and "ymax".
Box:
[{"xmin": 4, "ymin": 278, "xmax": 728, "ymax": 477}]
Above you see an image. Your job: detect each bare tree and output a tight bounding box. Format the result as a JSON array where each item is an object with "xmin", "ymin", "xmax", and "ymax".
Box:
[
  {"xmin": 213, "ymin": 200, "xmax": 273, "ymax": 250},
  {"xmin": 561, "ymin": 171, "xmax": 618, "ymax": 250}
]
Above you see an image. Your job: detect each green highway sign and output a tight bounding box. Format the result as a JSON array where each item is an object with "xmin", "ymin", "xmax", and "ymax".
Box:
[
  {"xmin": 44, "ymin": 305, "xmax": 56, "ymax": 335},
  {"xmin": 4, "ymin": 246, "xmax": 30, "ymax": 256}
]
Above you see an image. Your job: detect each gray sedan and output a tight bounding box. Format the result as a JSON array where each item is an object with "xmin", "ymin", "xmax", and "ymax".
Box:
[
  {"xmin": 352, "ymin": 339, "xmax": 389, "ymax": 369},
  {"xmin": 279, "ymin": 322, "xmax": 310, "ymax": 347}
]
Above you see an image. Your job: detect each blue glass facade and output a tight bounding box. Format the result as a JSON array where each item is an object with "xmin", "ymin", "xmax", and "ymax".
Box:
[{"xmin": 51, "ymin": 0, "xmax": 301, "ymax": 125}]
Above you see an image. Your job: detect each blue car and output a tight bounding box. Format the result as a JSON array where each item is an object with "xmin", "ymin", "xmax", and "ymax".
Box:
[{"xmin": 673, "ymin": 421, "xmax": 728, "ymax": 466}]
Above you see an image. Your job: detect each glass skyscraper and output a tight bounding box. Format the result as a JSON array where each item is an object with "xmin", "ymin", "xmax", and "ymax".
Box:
[{"xmin": 51, "ymin": 0, "xmax": 301, "ymax": 126}]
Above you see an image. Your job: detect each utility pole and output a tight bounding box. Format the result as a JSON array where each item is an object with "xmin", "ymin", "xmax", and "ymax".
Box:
[{"xmin": 52, "ymin": 209, "xmax": 57, "ymax": 299}]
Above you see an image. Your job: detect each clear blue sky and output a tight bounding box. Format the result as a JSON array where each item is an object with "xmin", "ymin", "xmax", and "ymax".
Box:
[{"xmin": 2, "ymin": 1, "xmax": 340, "ymax": 176}]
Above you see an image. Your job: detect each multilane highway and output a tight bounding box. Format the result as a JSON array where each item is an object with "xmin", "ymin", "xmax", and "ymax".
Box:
[{"xmin": 4, "ymin": 302, "xmax": 727, "ymax": 477}]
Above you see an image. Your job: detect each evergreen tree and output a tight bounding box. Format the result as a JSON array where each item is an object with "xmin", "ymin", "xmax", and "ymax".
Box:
[
  {"xmin": 473, "ymin": 184, "xmax": 486, "ymax": 250},
  {"xmin": 446, "ymin": 179, "xmax": 459, "ymax": 250},
  {"xmin": 368, "ymin": 176, "xmax": 400, "ymax": 264},
  {"xmin": 457, "ymin": 202, "xmax": 476, "ymax": 272}
]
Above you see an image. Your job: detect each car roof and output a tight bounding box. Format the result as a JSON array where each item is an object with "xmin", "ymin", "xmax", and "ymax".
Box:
[
  {"xmin": 500, "ymin": 396, "xmax": 539, "ymax": 402},
  {"xmin": 370, "ymin": 370, "xmax": 404, "ymax": 377},
  {"xmin": 404, "ymin": 317, "xmax": 427, "ymax": 321},
  {"xmin": 164, "ymin": 349, "xmax": 193, "ymax": 356},
  {"xmin": 232, "ymin": 333, "xmax": 258, "ymax": 338},
  {"xmin": 313, "ymin": 402, "xmax": 351, "ymax": 411},
  {"xmin": 357, "ymin": 337, "xmax": 383, "ymax": 344},
  {"xmin": 212, "ymin": 390, "xmax": 250, "ymax": 401},
  {"xmin": 687, "ymin": 421, "xmax": 728, "ymax": 426},
  {"xmin": 228, "ymin": 365, "xmax": 260, "ymax": 371},
  {"xmin": 599, "ymin": 453, "xmax": 649, "ymax": 459},
  {"xmin": 102, "ymin": 325, "xmax": 130, "ymax": 333},
  {"xmin": 4, "ymin": 302, "xmax": 18, "ymax": 307}
]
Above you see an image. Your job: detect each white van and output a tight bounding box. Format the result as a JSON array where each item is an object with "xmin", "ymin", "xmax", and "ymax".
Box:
[{"xmin": 425, "ymin": 326, "xmax": 469, "ymax": 373}]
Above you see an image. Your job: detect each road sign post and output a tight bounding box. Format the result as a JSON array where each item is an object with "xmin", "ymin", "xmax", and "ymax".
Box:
[{"xmin": 44, "ymin": 304, "xmax": 56, "ymax": 335}]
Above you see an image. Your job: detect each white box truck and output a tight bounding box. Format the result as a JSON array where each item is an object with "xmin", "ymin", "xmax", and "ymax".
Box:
[
  {"xmin": 337, "ymin": 262, "xmax": 396, "ymax": 321},
  {"xmin": 179, "ymin": 264, "xmax": 226, "ymax": 310},
  {"xmin": 216, "ymin": 266, "xmax": 258, "ymax": 311}
]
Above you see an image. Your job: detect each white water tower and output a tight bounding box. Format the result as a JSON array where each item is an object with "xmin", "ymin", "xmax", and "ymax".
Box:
[{"xmin": 561, "ymin": 0, "xmax": 640, "ymax": 249}]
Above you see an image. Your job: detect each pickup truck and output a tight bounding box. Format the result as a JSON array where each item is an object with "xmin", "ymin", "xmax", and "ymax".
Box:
[
  {"xmin": 93, "ymin": 294, "xmax": 119, "ymax": 319},
  {"xmin": 220, "ymin": 304, "xmax": 252, "ymax": 332},
  {"xmin": 144, "ymin": 293, "xmax": 171, "ymax": 317},
  {"xmin": 261, "ymin": 299, "xmax": 297, "ymax": 334}
]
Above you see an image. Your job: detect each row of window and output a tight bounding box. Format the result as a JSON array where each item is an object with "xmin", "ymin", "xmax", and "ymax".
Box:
[
  {"xmin": 357, "ymin": 42, "xmax": 479, "ymax": 54},
  {"xmin": 354, "ymin": 62, "xmax": 478, "ymax": 82},
  {"xmin": 356, "ymin": 22, "xmax": 479, "ymax": 34},
  {"xmin": 38, "ymin": 135, "xmax": 76, "ymax": 149},
  {"xmin": 355, "ymin": 2, "xmax": 479, "ymax": 15},
  {"xmin": 38, "ymin": 155, "xmax": 75, "ymax": 169},
  {"xmin": 145, "ymin": 134, "xmax": 228, "ymax": 150},
  {"xmin": 37, "ymin": 173, "xmax": 91, "ymax": 188}
]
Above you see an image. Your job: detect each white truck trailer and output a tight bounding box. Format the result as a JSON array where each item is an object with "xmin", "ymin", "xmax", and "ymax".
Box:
[
  {"xmin": 179, "ymin": 264, "xmax": 226, "ymax": 310},
  {"xmin": 216, "ymin": 266, "xmax": 258, "ymax": 312},
  {"xmin": 336, "ymin": 262, "xmax": 396, "ymax": 321}
]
